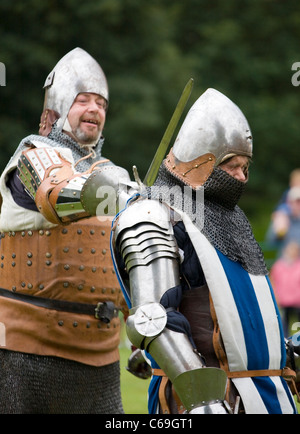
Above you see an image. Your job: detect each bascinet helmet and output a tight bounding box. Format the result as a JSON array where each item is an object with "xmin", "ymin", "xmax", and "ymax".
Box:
[
  {"xmin": 165, "ymin": 88, "xmax": 253, "ymax": 188},
  {"xmin": 41, "ymin": 47, "xmax": 109, "ymax": 134}
]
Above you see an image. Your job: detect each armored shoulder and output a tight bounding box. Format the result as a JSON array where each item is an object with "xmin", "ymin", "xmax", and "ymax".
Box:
[
  {"xmin": 115, "ymin": 198, "xmax": 172, "ymax": 237},
  {"xmin": 114, "ymin": 198, "xmax": 178, "ymax": 272}
]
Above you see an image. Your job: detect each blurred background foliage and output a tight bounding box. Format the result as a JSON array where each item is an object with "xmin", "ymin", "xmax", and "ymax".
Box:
[{"xmin": 0, "ymin": 0, "xmax": 300, "ymax": 241}]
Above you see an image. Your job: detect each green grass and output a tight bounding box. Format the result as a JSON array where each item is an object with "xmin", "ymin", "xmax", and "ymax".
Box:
[{"xmin": 120, "ymin": 345, "xmax": 150, "ymax": 414}]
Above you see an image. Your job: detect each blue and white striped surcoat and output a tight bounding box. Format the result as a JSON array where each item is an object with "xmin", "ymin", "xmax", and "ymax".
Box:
[{"xmin": 182, "ymin": 214, "xmax": 296, "ymax": 414}]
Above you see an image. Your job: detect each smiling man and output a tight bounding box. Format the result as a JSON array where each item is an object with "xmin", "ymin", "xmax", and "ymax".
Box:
[
  {"xmin": 0, "ymin": 48, "xmax": 133, "ymax": 414},
  {"xmin": 65, "ymin": 92, "xmax": 107, "ymax": 145}
]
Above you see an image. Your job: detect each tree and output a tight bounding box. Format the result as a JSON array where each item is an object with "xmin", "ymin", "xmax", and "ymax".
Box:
[{"xmin": 1, "ymin": 0, "xmax": 300, "ymax": 237}]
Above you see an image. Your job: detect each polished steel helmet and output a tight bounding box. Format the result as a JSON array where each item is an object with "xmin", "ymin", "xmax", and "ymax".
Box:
[
  {"xmin": 42, "ymin": 47, "xmax": 109, "ymax": 131},
  {"xmin": 173, "ymin": 88, "xmax": 252, "ymax": 164},
  {"xmin": 164, "ymin": 88, "xmax": 253, "ymax": 188}
]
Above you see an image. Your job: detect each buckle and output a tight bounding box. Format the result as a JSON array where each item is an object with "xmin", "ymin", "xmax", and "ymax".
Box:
[{"xmin": 95, "ymin": 301, "xmax": 118, "ymax": 323}]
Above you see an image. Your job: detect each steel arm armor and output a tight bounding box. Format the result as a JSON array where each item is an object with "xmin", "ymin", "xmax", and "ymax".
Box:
[
  {"xmin": 114, "ymin": 199, "xmax": 228, "ymax": 413},
  {"xmin": 18, "ymin": 145, "xmax": 133, "ymax": 225}
]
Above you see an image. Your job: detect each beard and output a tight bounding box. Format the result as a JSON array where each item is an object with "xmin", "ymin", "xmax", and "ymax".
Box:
[
  {"xmin": 72, "ymin": 125, "xmax": 102, "ymax": 145},
  {"xmin": 63, "ymin": 116, "xmax": 103, "ymax": 146}
]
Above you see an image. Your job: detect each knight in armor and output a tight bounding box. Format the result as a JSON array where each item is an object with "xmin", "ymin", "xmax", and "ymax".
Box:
[
  {"xmin": 112, "ymin": 88, "xmax": 300, "ymax": 414},
  {"xmin": 0, "ymin": 48, "xmax": 135, "ymax": 413}
]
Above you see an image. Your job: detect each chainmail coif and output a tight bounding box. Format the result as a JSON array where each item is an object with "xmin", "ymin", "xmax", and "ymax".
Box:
[
  {"xmin": 149, "ymin": 162, "xmax": 268, "ymax": 276},
  {"xmin": 13, "ymin": 122, "xmax": 113, "ymax": 173}
]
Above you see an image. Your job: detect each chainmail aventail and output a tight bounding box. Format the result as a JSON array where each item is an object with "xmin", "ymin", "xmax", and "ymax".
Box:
[{"xmin": 148, "ymin": 163, "xmax": 268, "ymax": 276}]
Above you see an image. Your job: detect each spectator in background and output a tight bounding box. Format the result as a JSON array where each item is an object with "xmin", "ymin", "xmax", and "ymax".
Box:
[
  {"xmin": 275, "ymin": 169, "xmax": 300, "ymax": 213},
  {"xmin": 270, "ymin": 241, "xmax": 300, "ymax": 336},
  {"xmin": 266, "ymin": 186, "xmax": 300, "ymax": 255}
]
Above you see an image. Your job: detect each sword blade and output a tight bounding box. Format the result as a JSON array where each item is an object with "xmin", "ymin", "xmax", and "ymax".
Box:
[{"xmin": 143, "ymin": 78, "xmax": 194, "ymax": 186}]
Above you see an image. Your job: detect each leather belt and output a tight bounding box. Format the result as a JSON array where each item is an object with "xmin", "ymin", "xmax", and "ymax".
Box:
[
  {"xmin": 0, "ymin": 287, "xmax": 119, "ymax": 323},
  {"xmin": 152, "ymin": 367, "xmax": 296, "ymax": 380}
]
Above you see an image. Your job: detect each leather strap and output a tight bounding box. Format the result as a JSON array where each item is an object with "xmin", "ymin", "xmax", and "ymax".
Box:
[
  {"xmin": 152, "ymin": 367, "xmax": 296, "ymax": 380},
  {"xmin": 151, "ymin": 369, "xmax": 171, "ymax": 414},
  {"xmin": 229, "ymin": 367, "xmax": 299, "ymax": 402},
  {"xmin": 164, "ymin": 148, "xmax": 215, "ymax": 189},
  {"xmin": 86, "ymin": 159, "xmax": 110, "ymax": 173},
  {"xmin": 152, "ymin": 368, "xmax": 166, "ymax": 376},
  {"xmin": 227, "ymin": 367, "xmax": 296, "ymax": 379},
  {"xmin": 35, "ymin": 164, "xmax": 74, "ymax": 225},
  {"xmin": 209, "ymin": 293, "xmax": 231, "ymax": 402},
  {"xmin": 0, "ymin": 287, "xmax": 119, "ymax": 323},
  {"xmin": 159, "ymin": 376, "xmax": 170, "ymax": 414}
]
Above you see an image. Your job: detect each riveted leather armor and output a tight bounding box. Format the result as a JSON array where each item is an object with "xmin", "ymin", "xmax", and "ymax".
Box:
[{"xmin": 0, "ymin": 217, "xmax": 127, "ymax": 366}]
